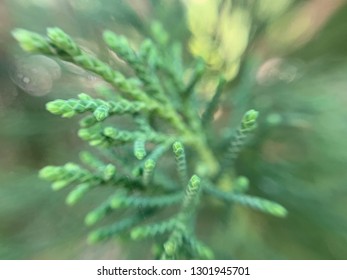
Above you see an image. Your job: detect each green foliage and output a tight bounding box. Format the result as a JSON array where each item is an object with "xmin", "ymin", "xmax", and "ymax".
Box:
[
  {"xmin": 47, "ymin": 93, "xmax": 146, "ymax": 120},
  {"xmin": 13, "ymin": 20, "xmax": 287, "ymax": 260},
  {"xmin": 172, "ymin": 141, "xmax": 188, "ymax": 187},
  {"xmin": 216, "ymin": 109, "xmax": 259, "ymax": 180}
]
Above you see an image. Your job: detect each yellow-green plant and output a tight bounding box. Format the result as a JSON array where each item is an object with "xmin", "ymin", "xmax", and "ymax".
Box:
[{"xmin": 12, "ymin": 19, "xmax": 287, "ymax": 259}]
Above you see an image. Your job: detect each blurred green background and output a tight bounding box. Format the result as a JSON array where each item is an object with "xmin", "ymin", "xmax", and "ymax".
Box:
[{"xmin": 1, "ymin": 0, "xmax": 347, "ymax": 259}]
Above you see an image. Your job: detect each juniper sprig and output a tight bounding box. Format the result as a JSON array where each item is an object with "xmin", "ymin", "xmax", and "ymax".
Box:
[{"xmin": 13, "ymin": 20, "xmax": 287, "ymax": 259}]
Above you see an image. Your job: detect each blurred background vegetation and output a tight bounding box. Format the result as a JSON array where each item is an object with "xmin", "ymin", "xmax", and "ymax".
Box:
[{"xmin": 1, "ymin": 0, "xmax": 347, "ymax": 259}]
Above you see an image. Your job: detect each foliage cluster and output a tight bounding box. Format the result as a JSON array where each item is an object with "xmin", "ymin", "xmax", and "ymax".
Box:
[{"xmin": 12, "ymin": 4, "xmax": 291, "ymax": 259}]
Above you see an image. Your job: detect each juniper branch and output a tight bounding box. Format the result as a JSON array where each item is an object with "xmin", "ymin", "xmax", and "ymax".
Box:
[
  {"xmin": 172, "ymin": 141, "xmax": 189, "ymax": 187},
  {"xmin": 216, "ymin": 109, "xmax": 259, "ymax": 180},
  {"xmin": 47, "ymin": 93, "xmax": 148, "ymax": 120},
  {"xmin": 204, "ymin": 183, "xmax": 287, "ymax": 218}
]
